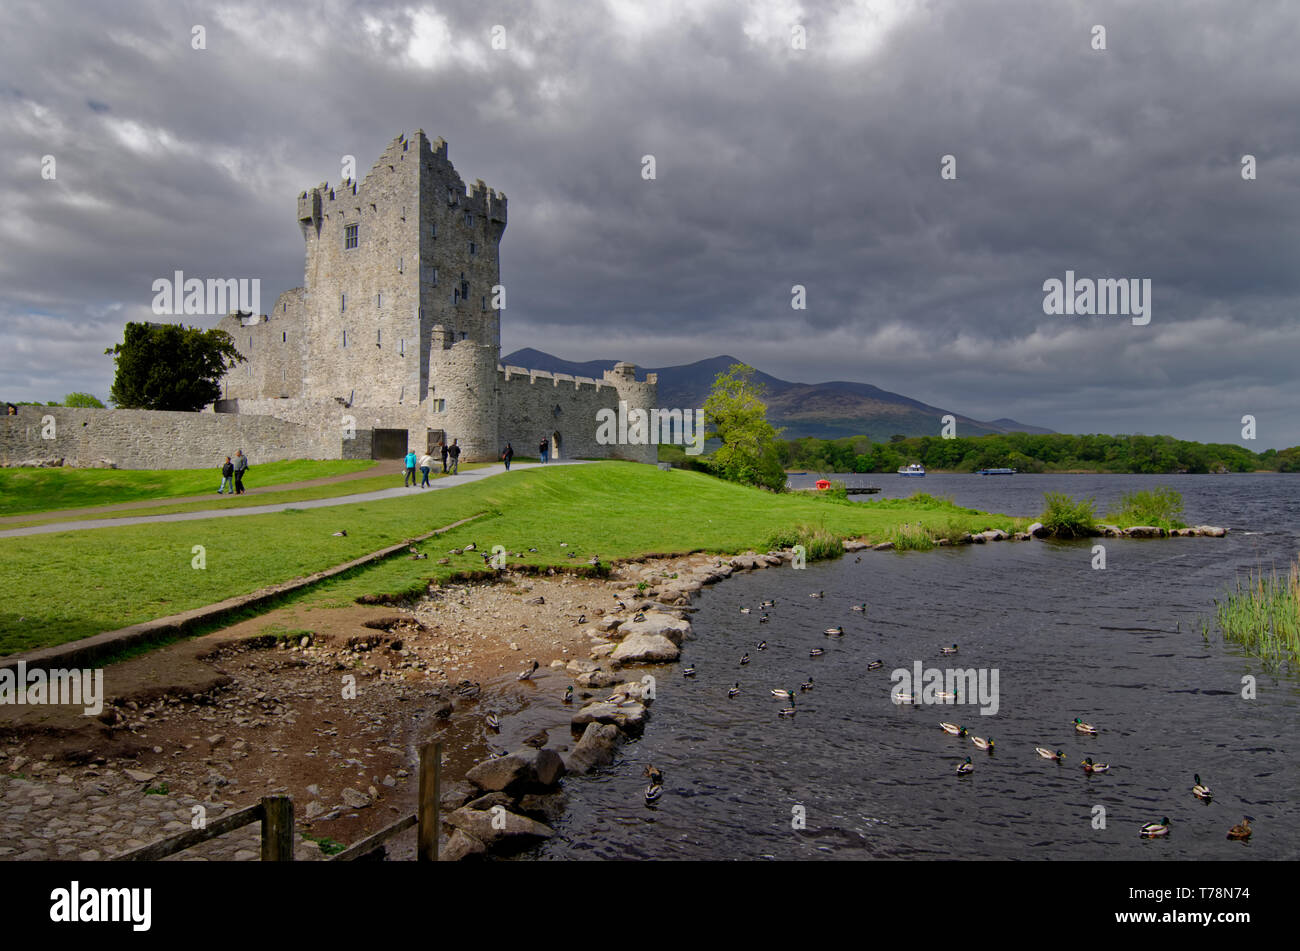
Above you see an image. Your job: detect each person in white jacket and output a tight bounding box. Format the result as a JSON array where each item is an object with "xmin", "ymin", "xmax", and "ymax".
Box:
[{"xmin": 418, "ymin": 452, "xmax": 434, "ymax": 487}]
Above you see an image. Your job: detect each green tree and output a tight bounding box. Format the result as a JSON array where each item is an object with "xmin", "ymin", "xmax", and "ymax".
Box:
[
  {"xmin": 703, "ymin": 363, "xmax": 785, "ymax": 491},
  {"xmin": 105, "ymin": 322, "xmax": 244, "ymax": 412},
  {"xmin": 63, "ymin": 392, "xmax": 105, "ymax": 408}
]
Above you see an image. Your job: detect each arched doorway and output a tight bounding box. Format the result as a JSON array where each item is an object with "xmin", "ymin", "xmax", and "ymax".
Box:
[{"xmin": 551, "ymin": 431, "xmax": 562, "ymax": 460}]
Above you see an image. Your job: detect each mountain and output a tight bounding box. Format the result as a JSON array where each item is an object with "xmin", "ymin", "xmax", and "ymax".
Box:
[{"xmin": 501, "ymin": 349, "xmax": 1053, "ymax": 441}]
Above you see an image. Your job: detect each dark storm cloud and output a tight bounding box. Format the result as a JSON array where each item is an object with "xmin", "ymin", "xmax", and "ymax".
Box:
[{"xmin": 1, "ymin": 0, "xmax": 1297, "ymax": 445}]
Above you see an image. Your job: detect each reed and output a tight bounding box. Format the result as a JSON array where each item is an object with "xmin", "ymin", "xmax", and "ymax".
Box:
[
  {"xmin": 889, "ymin": 522, "xmax": 936, "ymax": 551},
  {"xmin": 1209, "ymin": 560, "xmax": 1300, "ymax": 664}
]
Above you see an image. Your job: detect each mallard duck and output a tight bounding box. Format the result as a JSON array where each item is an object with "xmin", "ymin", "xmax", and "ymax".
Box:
[
  {"xmin": 760, "ymin": 599, "xmax": 775, "ymax": 608},
  {"xmin": 892, "ymin": 691, "xmax": 915, "ymax": 704},
  {"xmin": 464, "ymin": 542, "xmax": 477, "ymax": 551},
  {"xmin": 1081, "ymin": 757, "xmax": 1110, "ymax": 774},
  {"xmin": 823, "ymin": 626, "xmax": 843, "ymax": 636},
  {"xmin": 517, "ymin": 660, "xmax": 539, "ymax": 681},
  {"xmin": 739, "ymin": 607, "xmax": 751, "ymax": 614},
  {"xmin": 633, "ymin": 611, "xmax": 647, "ymax": 622},
  {"xmin": 759, "ymin": 614, "xmax": 770, "ymax": 623},
  {"xmin": 940, "ymin": 644, "xmax": 958, "ymax": 655},
  {"xmin": 800, "ymin": 679, "xmax": 814, "ymax": 691},
  {"xmin": 1035, "ymin": 748, "xmax": 1065, "ymax": 761},
  {"xmin": 331, "ymin": 530, "xmax": 347, "ymax": 537},
  {"xmin": 575, "ymin": 614, "xmax": 586, "ymax": 625},
  {"xmin": 771, "ymin": 688, "xmax": 793, "ymax": 699},
  {"xmin": 937, "ymin": 690, "xmax": 956, "ymax": 701},
  {"xmin": 1140, "ymin": 817, "xmax": 1171, "ymax": 837},
  {"xmin": 485, "ymin": 713, "xmax": 500, "ymax": 732},
  {"xmin": 562, "ymin": 686, "xmax": 573, "ymax": 704},
  {"xmin": 644, "ymin": 783, "xmax": 663, "ymax": 805},
  {"xmin": 614, "ymin": 599, "xmax": 626, "ymax": 610},
  {"xmin": 809, "ymin": 647, "xmax": 825, "ymax": 657},
  {"xmin": 643, "ymin": 764, "xmax": 664, "ymax": 785},
  {"xmin": 1072, "ymin": 717, "xmax": 1098, "ymax": 735},
  {"xmin": 867, "ymin": 660, "xmax": 883, "ymax": 671},
  {"xmin": 940, "ymin": 722, "xmax": 967, "ymax": 736},
  {"xmin": 756, "ymin": 640, "xmax": 767, "ymax": 650},
  {"xmin": 851, "ymin": 603, "xmax": 867, "ymax": 612},
  {"xmin": 810, "ymin": 591, "xmax": 824, "ymax": 599},
  {"xmin": 683, "ymin": 665, "xmax": 697, "ymax": 677},
  {"xmin": 1192, "ymin": 774, "xmax": 1212, "ymax": 800},
  {"xmin": 956, "ymin": 757, "xmax": 974, "ymax": 775},
  {"xmin": 740, "ymin": 653, "xmax": 751, "ymax": 666},
  {"xmin": 1226, "ymin": 816, "xmax": 1253, "ymax": 840},
  {"xmin": 971, "ymin": 736, "xmax": 994, "ymax": 752},
  {"xmin": 778, "ymin": 703, "xmax": 797, "ymax": 718},
  {"xmin": 728, "ymin": 683, "xmax": 740, "ymax": 698}
]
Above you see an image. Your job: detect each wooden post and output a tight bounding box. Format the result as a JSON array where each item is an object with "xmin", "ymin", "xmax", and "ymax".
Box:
[
  {"xmin": 261, "ymin": 795, "xmax": 295, "ymax": 862},
  {"xmin": 417, "ymin": 742, "xmax": 442, "ymax": 861}
]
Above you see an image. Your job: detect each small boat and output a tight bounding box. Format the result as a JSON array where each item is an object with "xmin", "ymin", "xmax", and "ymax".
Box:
[
  {"xmin": 898, "ymin": 463, "xmax": 926, "ymax": 476},
  {"xmin": 976, "ymin": 468, "xmax": 1017, "ymax": 475}
]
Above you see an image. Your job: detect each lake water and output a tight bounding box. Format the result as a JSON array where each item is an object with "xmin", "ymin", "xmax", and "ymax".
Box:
[{"xmin": 527, "ymin": 474, "xmax": 1299, "ymax": 860}]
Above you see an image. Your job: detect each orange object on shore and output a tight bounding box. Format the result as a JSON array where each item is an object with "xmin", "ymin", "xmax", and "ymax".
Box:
[{"xmin": 815, "ymin": 479, "xmax": 831, "ymax": 490}]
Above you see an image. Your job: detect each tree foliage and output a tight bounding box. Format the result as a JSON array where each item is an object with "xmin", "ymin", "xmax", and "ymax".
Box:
[
  {"xmin": 105, "ymin": 322, "xmax": 244, "ymax": 412},
  {"xmin": 62, "ymin": 392, "xmax": 105, "ymax": 408},
  {"xmin": 702, "ymin": 363, "xmax": 786, "ymax": 491}
]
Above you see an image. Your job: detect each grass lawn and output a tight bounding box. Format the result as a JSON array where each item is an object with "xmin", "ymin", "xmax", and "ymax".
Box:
[
  {"xmin": 0, "ymin": 462, "xmax": 1026, "ymax": 655},
  {"xmin": 0, "ymin": 459, "xmax": 378, "ymax": 517},
  {"xmin": 3, "ymin": 463, "xmax": 490, "ymax": 528}
]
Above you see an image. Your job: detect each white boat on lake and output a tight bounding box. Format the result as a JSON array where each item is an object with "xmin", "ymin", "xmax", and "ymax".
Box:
[{"xmin": 898, "ymin": 463, "xmax": 926, "ymax": 476}]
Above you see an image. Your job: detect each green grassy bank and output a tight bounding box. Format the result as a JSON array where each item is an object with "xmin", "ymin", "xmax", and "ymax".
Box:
[{"xmin": 0, "ymin": 462, "xmax": 1025, "ymax": 655}]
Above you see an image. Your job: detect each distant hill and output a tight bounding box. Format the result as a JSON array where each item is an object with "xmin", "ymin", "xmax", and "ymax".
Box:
[{"xmin": 502, "ymin": 349, "xmax": 1053, "ymax": 441}]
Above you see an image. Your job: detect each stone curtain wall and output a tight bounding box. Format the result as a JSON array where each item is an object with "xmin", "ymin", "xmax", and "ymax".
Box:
[
  {"xmin": 1, "ymin": 406, "xmax": 335, "ymax": 470},
  {"xmin": 216, "ymin": 288, "xmax": 307, "ymax": 401}
]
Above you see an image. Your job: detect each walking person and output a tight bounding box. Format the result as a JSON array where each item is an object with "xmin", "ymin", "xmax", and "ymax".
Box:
[
  {"xmin": 218, "ymin": 456, "xmax": 233, "ymax": 494},
  {"xmin": 232, "ymin": 450, "xmax": 248, "ymax": 495},
  {"xmin": 539, "ymin": 438, "xmax": 548, "ymax": 464},
  {"xmin": 440, "ymin": 439, "xmax": 449, "ymax": 473},
  {"xmin": 501, "ymin": 442, "xmax": 514, "ymax": 470},
  {"xmin": 448, "ymin": 439, "xmax": 461, "ymax": 474},
  {"xmin": 404, "ymin": 448, "xmax": 418, "ymax": 487},
  {"xmin": 418, "ymin": 451, "xmax": 434, "ymax": 487}
]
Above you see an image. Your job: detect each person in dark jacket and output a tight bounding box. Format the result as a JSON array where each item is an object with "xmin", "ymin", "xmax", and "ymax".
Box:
[
  {"xmin": 232, "ymin": 450, "xmax": 248, "ymax": 494},
  {"xmin": 502, "ymin": 442, "xmax": 514, "ymax": 470},
  {"xmin": 448, "ymin": 439, "xmax": 461, "ymax": 474},
  {"xmin": 539, "ymin": 439, "xmax": 548, "ymax": 464},
  {"xmin": 440, "ymin": 440, "xmax": 449, "ymax": 473},
  {"xmin": 218, "ymin": 457, "xmax": 233, "ymax": 494}
]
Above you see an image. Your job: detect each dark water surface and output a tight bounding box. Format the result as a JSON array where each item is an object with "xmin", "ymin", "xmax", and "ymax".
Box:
[{"xmin": 530, "ymin": 474, "xmax": 1299, "ymax": 860}]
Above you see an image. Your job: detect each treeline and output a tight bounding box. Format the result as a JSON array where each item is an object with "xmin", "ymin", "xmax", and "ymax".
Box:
[{"xmin": 777, "ymin": 432, "xmax": 1300, "ymax": 474}]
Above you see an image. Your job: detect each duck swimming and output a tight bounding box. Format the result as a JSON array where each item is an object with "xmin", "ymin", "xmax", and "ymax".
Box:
[
  {"xmin": 517, "ymin": 660, "xmax": 539, "ymax": 681},
  {"xmin": 810, "ymin": 591, "xmax": 824, "ymax": 599},
  {"xmin": 757, "ymin": 641, "xmax": 767, "ymax": 650},
  {"xmin": 940, "ymin": 644, "xmax": 958, "ymax": 655},
  {"xmin": 1073, "ymin": 718, "xmax": 1098, "ymax": 735},
  {"xmin": 485, "ymin": 713, "xmax": 500, "ymax": 732},
  {"xmin": 740, "ymin": 653, "xmax": 750, "ymax": 666},
  {"xmin": 971, "ymin": 736, "xmax": 994, "ymax": 752},
  {"xmin": 824, "ymin": 626, "xmax": 844, "ymax": 636},
  {"xmin": 1081, "ymin": 758, "xmax": 1110, "ymax": 774},
  {"xmin": 1035, "ymin": 748, "xmax": 1066, "ymax": 761},
  {"xmin": 1140, "ymin": 817, "xmax": 1171, "ymax": 838},
  {"xmin": 867, "ymin": 660, "xmax": 883, "ymax": 671},
  {"xmin": 940, "ymin": 722, "xmax": 968, "ymax": 737},
  {"xmin": 1226, "ymin": 816, "xmax": 1253, "ymax": 840},
  {"xmin": 809, "ymin": 647, "xmax": 825, "ymax": 657},
  {"xmin": 1192, "ymin": 774, "xmax": 1212, "ymax": 801},
  {"xmin": 728, "ymin": 683, "xmax": 740, "ymax": 698},
  {"xmin": 562, "ymin": 686, "xmax": 573, "ymax": 704},
  {"xmin": 956, "ymin": 757, "xmax": 974, "ymax": 775},
  {"xmin": 800, "ymin": 679, "xmax": 815, "ymax": 691},
  {"xmin": 683, "ymin": 665, "xmax": 697, "ymax": 677},
  {"xmin": 644, "ymin": 783, "xmax": 663, "ymax": 805}
]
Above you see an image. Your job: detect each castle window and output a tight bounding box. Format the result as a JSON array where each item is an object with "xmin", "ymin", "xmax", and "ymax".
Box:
[
  {"xmin": 376, "ymin": 292, "xmax": 382, "ymax": 308},
  {"xmin": 461, "ymin": 278, "xmax": 469, "ymax": 299},
  {"xmin": 481, "ymin": 296, "xmax": 487, "ymax": 311},
  {"xmin": 400, "ymin": 338, "xmax": 405, "ymax": 356},
  {"xmin": 282, "ymin": 331, "xmax": 286, "ymax": 342},
  {"xmin": 398, "ymin": 256, "xmax": 403, "ymax": 273},
  {"xmin": 460, "ymin": 332, "xmax": 467, "ymax": 341},
  {"xmin": 345, "ymin": 224, "xmax": 358, "ymax": 249},
  {"xmin": 341, "ymin": 293, "xmax": 346, "ymax": 312},
  {"xmin": 377, "ymin": 329, "xmax": 381, "ymax": 347},
  {"xmin": 469, "ymin": 241, "xmax": 477, "ymax": 255},
  {"xmin": 430, "ymin": 268, "xmax": 438, "ymax": 285},
  {"xmin": 447, "ymin": 187, "xmax": 457, "ymax": 205},
  {"xmin": 433, "ymin": 399, "xmax": 446, "ymax": 413},
  {"xmin": 464, "ymin": 212, "xmax": 473, "ymax": 227},
  {"xmin": 429, "ymin": 223, "xmax": 436, "ymax": 239},
  {"xmin": 342, "ymin": 330, "xmax": 347, "ymax": 348},
  {"xmin": 453, "ymin": 289, "xmax": 460, "ymax": 304}
]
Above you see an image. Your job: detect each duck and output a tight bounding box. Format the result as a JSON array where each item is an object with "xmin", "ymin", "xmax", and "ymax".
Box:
[
  {"xmin": 956, "ymin": 757, "xmax": 974, "ymax": 775},
  {"xmin": 936, "ymin": 690, "xmax": 956, "ymax": 701},
  {"xmin": 739, "ymin": 607, "xmax": 751, "ymax": 614},
  {"xmin": 867, "ymin": 660, "xmax": 883, "ymax": 671},
  {"xmin": 892, "ymin": 691, "xmax": 915, "ymax": 704},
  {"xmin": 331, "ymin": 530, "xmax": 348, "ymax": 537},
  {"xmin": 485, "ymin": 713, "xmax": 500, "ymax": 732},
  {"xmin": 575, "ymin": 614, "xmax": 587, "ymax": 625},
  {"xmin": 760, "ymin": 599, "xmax": 775, "ymax": 608},
  {"xmin": 940, "ymin": 644, "xmax": 958, "ymax": 655},
  {"xmin": 516, "ymin": 660, "xmax": 539, "ymax": 681},
  {"xmin": 851, "ymin": 603, "xmax": 867, "ymax": 612},
  {"xmin": 756, "ymin": 640, "xmax": 767, "ymax": 651},
  {"xmin": 971, "ymin": 736, "xmax": 994, "ymax": 752},
  {"xmin": 644, "ymin": 783, "xmax": 663, "ymax": 805},
  {"xmin": 562, "ymin": 686, "xmax": 573, "ymax": 704},
  {"xmin": 633, "ymin": 611, "xmax": 646, "ymax": 622},
  {"xmin": 771, "ymin": 688, "xmax": 793, "ymax": 699},
  {"xmin": 940, "ymin": 722, "xmax": 968, "ymax": 736},
  {"xmin": 1073, "ymin": 717, "xmax": 1098, "ymax": 735},
  {"xmin": 1081, "ymin": 758, "xmax": 1110, "ymax": 774},
  {"xmin": 740, "ymin": 653, "xmax": 751, "ymax": 666},
  {"xmin": 683, "ymin": 665, "xmax": 697, "ymax": 677},
  {"xmin": 728, "ymin": 683, "xmax": 740, "ymax": 698},
  {"xmin": 643, "ymin": 764, "xmax": 664, "ymax": 785},
  {"xmin": 528, "ymin": 547, "xmax": 538, "ymax": 553},
  {"xmin": 1035, "ymin": 748, "xmax": 1066, "ymax": 761},
  {"xmin": 615, "ymin": 599, "xmax": 626, "ymax": 611},
  {"xmin": 809, "ymin": 647, "xmax": 825, "ymax": 657},
  {"xmin": 778, "ymin": 701, "xmax": 797, "ymax": 718},
  {"xmin": 1192, "ymin": 774, "xmax": 1212, "ymax": 801},
  {"xmin": 810, "ymin": 591, "xmax": 824, "ymax": 599},
  {"xmin": 759, "ymin": 614, "xmax": 770, "ymax": 623},
  {"xmin": 464, "ymin": 542, "xmax": 477, "ymax": 551},
  {"xmin": 1139, "ymin": 817, "xmax": 1171, "ymax": 838},
  {"xmin": 1226, "ymin": 816, "xmax": 1253, "ymax": 840},
  {"xmin": 824, "ymin": 626, "xmax": 844, "ymax": 636},
  {"xmin": 800, "ymin": 679, "xmax": 815, "ymax": 692}
]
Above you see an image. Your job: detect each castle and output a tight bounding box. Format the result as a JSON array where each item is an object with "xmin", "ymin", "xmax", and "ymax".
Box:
[{"xmin": 213, "ymin": 130, "xmax": 657, "ymax": 464}]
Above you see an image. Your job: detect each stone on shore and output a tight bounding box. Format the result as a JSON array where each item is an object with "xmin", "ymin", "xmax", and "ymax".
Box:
[
  {"xmin": 613, "ymin": 611, "xmax": 692, "ymax": 645},
  {"xmin": 1195, "ymin": 525, "xmax": 1227, "ymax": 537},
  {"xmin": 442, "ymin": 829, "xmax": 487, "ymax": 862},
  {"xmin": 572, "ymin": 699, "xmax": 649, "ymax": 733},
  {"xmin": 1124, "ymin": 525, "xmax": 1166, "ymax": 538},
  {"xmin": 566, "ymin": 722, "xmax": 621, "ymax": 774},
  {"xmin": 1026, "ymin": 522, "xmax": 1047, "ymax": 538},
  {"xmin": 872, "ymin": 541, "xmax": 894, "ymax": 551},
  {"xmin": 445, "ymin": 806, "xmax": 555, "ymax": 851},
  {"xmin": 464, "ymin": 748, "xmax": 565, "ymax": 794},
  {"xmin": 610, "ymin": 632, "xmax": 680, "ymax": 664}
]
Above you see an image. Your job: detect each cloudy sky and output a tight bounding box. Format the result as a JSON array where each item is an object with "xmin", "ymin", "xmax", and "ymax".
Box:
[{"xmin": 3, "ymin": 0, "xmax": 1298, "ymax": 446}]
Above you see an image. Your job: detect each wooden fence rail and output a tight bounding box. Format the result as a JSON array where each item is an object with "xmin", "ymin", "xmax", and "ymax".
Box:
[{"xmin": 108, "ymin": 743, "xmax": 442, "ymax": 862}]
